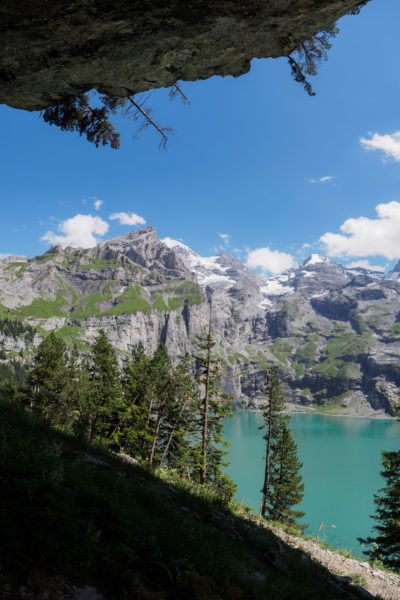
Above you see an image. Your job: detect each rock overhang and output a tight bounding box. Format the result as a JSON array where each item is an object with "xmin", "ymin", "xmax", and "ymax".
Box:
[{"xmin": 1, "ymin": 0, "xmax": 369, "ymax": 111}]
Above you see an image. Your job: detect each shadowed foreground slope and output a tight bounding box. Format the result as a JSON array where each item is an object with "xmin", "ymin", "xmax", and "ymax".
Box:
[{"xmin": 0, "ymin": 399, "xmax": 380, "ymax": 600}]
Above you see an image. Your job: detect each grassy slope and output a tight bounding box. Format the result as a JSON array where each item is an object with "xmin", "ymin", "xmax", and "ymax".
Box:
[{"xmin": 0, "ymin": 400, "xmax": 376, "ymax": 600}]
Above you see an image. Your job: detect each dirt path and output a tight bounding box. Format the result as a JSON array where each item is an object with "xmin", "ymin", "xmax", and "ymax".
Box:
[{"xmin": 267, "ymin": 525, "xmax": 400, "ymax": 600}]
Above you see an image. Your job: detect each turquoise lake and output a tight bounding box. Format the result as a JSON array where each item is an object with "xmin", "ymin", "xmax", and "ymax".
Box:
[{"xmin": 224, "ymin": 412, "xmax": 400, "ymax": 556}]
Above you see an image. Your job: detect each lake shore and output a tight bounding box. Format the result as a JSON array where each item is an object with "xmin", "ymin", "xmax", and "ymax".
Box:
[{"xmin": 236, "ymin": 403, "xmax": 396, "ymax": 420}]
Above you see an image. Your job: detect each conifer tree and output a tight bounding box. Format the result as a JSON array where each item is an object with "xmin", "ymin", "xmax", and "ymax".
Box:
[
  {"xmin": 269, "ymin": 424, "xmax": 306, "ymax": 530},
  {"xmin": 61, "ymin": 344, "xmax": 92, "ymax": 439},
  {"xmin": 26, "ymin": 332, "xmax": 68, "ymax": 416},
  {"xmin": 159, "ymin": 353, "xmax": 196, "ymax": 471},
  {"xmin": 87, "ymin": 330, "xmax": 122, "ymax": 443},
  {"xmin": 114, "ymin": 341, "xmax": 153, "ymax": 458},
  {"xmin": 147, "ymin": 343, "xmax": 174, "ymax": 468},
  {"xmin": 359, "ymin": 451, "xmax": 400, "ymax": 569},
  {"xmin": 192, "ymin": 305, "xmax": 236, "ymax": 498},
  {"xmin": 260, "ymin": 368, "xmax": 305, "ymax": 530}
]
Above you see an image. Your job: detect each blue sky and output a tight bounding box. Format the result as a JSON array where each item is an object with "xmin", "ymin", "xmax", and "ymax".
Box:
[{"xmin": 1, "ymin": 0, "xmax": 400, "ymax": 274}]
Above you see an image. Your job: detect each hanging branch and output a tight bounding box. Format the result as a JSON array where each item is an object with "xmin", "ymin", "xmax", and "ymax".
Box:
[
  {"xmin": 42, "ymin": 93, "xmax": 120, "ymax": 148},
  {"xmin": 126, "ymin": 94, "xmax": 173, "ymax": 150},
  {"xmin": 287, "ymin": 56, "xmax": 316, "ymax": 97},
  {"xmin": 169, "ymin": 83, "xmax": 191, "ymax": 105}
]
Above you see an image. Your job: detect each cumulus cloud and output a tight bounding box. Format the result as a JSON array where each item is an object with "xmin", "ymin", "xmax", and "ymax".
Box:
[
  {"xmin": 360, "ymin": 131, "xmax": 400, "ymax": 162},
  {"xmin": 109, "ymin": 211, "xmax": 146, "ymax": 226},
  {"xmin": 346, "ymin": 260, "xmax": 386, "ymax": 272},
  {"xmin": 320, "ymin": 201, "xmax": 400, "ymax": 260},
  {"xmin": 41, "ymin": 214, "xmax": 109, "ymax": 249},
  {"xmin": 246, "ymin": 247, "xmax": 296, "ymax": 275},
  {"xmin": 306, "ymin": 176, "xmax": 335, "ymax": 184}
]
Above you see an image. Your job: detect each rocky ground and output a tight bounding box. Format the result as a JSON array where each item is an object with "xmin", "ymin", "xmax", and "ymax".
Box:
[{"xmin": 267, "ymin": 524, "xmax": 400, "ymax": 600}]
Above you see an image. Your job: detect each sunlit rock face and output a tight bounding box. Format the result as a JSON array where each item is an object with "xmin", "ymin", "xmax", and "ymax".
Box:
[
  {"xmin": 1, "ymin": 0, "xmax": 368, "ymax": 110},
  {"xmin": 2, "ymin": 226, "xmax": 400, "ymax": 417}
]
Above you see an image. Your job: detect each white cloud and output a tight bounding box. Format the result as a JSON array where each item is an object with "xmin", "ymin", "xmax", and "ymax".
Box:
[
  {"xmin": 218, "ymin": 232, "xmax": 231, "ymax": 244},
  {"xmin": 109, "ymin": 211, "xmax": 146, "ymax": 226},
  {"xmin": 320, "ymin": 201, "xmax": 400, "ymax": 260},
  {"xmin": 306, "ymin": 176, "xmax": 335, "ymax": 184},
  {"xmin": 346, "ymin": 260, "xmax": 386, "ymax": 272},
  {"xmin": 246, "ymin": 247, "xmax": 296, "ymax": 275},
  {"xmin": 41, "ymin": 214, "xmax": 109, "ymax": 249},
  {"xmin": 360, "ymin": 131, "xmax": 400, "ymax": 162},
  {"xmin": 94, "ymin": 199, "xmax": 103, "ymax": 210}
]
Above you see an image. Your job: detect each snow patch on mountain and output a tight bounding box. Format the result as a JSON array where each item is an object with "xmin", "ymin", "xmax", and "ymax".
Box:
[
  {"xmin": 162, "ymin": 237, "xmax": 233, "ymax": 286},
  {"xmin": 303, "ymin": 254, "xmax": 329, "ymax": 266},
  {"xmin": 260, "ymin": 277, "xmax": 294, "ymax": 297}
]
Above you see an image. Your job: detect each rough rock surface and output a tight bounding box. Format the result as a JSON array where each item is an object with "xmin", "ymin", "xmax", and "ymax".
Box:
[
  {"xmin": 2, "ymin": 227, "xmax": 400, "ymax": 416},
  {"xmin": 266, "ymin": 523, "xmax": 400, "ymax": 600},
  {"xmin": 1, "ymin": 0, "xmax": 368, "ymax": 110}
]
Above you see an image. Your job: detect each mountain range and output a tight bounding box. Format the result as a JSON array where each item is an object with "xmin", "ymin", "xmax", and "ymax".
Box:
[{"xmin": 1, "ymin": 226, "xmax": 400, "ymax": 416}]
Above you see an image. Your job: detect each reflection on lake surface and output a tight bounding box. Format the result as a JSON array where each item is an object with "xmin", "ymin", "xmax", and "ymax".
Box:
[{"xmin": 224, "ymin": 412, "xmax": 400, "ymax": 555}]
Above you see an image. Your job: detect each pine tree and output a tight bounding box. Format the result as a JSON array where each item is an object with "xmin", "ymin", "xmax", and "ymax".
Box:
[
  {"xmin": 159, "ymin": 353, "xmax": 196, "ymax": 471},
  {"xmin": 87, "ymin": 330, "xmax": 122, "ymax": 444},
  {"xmin": 26, "ymin": 331, "xmax": 68, "ymax": 417},
  {"xmin": 192, "ymin": 305, "xmax": 236, "ymax": 499},
  {"xmin": 269, "ymin": 424, "xmax": 306, "ymax": 530},
  {"xmin": 61, "ymin": 344, "xmax": 92, "ymax": 439},
  {"xmin": 359, "ymin": 451, "xmax": 400, "ymax": 569},
  {"xmin": 115, "ymin": 341, "xmax": 153, "ymax": 458},
  {"xmin": 147, "ymin": 343, "xmax": 174, "ymax": 468},
  {"xmin": 260, "ymin": 368, "xmax": 305, "ymax": 530}
]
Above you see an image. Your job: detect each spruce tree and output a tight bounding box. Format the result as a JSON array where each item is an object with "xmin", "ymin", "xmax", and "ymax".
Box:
[
  {"xmin": 88, "ymin": 330, "xmax": 122, "ymax": 444},
  {"xmin": 359, "ymin": 451, "xmax": 400, "ymax": 569},
  {"xmin": 115, "ymin": 341, "xmax": 153, "ymax": 458},
  {"xmin": 26, "ymin": 331, "xmax": 68, "ymax": 417},
  {"xmin": 147, "ymin": 343, "xmax": 174, "ymax": 468},
  {"xmin": 157, "ymin": 353, "xmax": 197, "ymax": 473},
  {"xmin": 61, "ymin": 344, "xmax": 92, "ymax": 439},
  {"xmin": 269, "ymin": 424, "xmax": 306, "ymax": 530},
  {"xmin": 260, "ymin": 368, "xmax": 305, "ymax": 530},
  {"xmin": 192, "ymin": 306, "xmax": 236, "ymax": 499}
]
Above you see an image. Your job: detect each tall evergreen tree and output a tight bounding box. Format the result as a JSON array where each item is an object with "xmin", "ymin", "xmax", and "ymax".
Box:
[
  {"xmin": 192, "ymin": 305, "xmax": 236, "ymax": 498},
  {"xmin": 359, "ymin": 450, "xmax": 400, "ymax": 569},
  {"xmin": 115, "ymin": 341, "xmax": 153, "ymax": 458},
  {"xmin": 159, "ymin": 353, "xmax": 196, "ymax": 471},
  {"xmin": 26, "ymin": 332, "xmax": 68, "ymax": 417},
  {"xmin": 87, "ymin": 330, "xmax": 122, "ymax": 443},
  {"xmin": 269, "ymin": 424, "xmax": 306, "ymax": 530},
  {"xmin": 61, "ymin": 344, "xmax": 92, "ymax": 439},
  {"xmin": 147, "ymin": 343, "xmax": 174, "ymax": 468},
  {"xmin": 260, "ymin": 368, "xmax": 305, "ymax": 530}
]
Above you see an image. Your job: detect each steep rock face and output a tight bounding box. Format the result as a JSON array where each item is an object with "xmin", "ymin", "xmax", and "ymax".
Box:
[
  {"xmin": 1, "ymin": 229, "xmax": 400, "ymax": 416},
  {"xmin": 1, "ymin": 0, "xmax": 368, "ymax": 110}
]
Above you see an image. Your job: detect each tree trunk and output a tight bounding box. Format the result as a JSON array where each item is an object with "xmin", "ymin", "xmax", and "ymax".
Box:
[
  {"xmin": 148, "ymin": 380, "xmax": 172, "ymax": 467},
  {"xmin": 148, "ymin": 411, "xmax": 163, "ymax": 468},
  {"xmin": 160, "ymin": 397, "xmax": 190, "ymax": 465},
  {"xmin": 201, "ymin": 307, "xmax": 213, "ymax": 485},
  {"xmin": 260, "ymin": 398, "xmax": 273, "ymax": 517}
]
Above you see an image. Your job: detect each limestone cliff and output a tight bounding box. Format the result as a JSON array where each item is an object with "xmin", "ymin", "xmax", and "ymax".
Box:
[{"xmin": 2, "ymin": 227, "xmax": 400, "ymax": 416}]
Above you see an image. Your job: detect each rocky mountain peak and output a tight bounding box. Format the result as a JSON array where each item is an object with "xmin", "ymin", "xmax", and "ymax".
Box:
[
  {"xmin": 385, "ymin": 259, "xmax": 400, "ymax": 281},
  {"xmin": 392, "ymin": 260, "xmax": 400, "ymax": 273},
  {"xmin": 3, "ymin": 225, "xmax": 400, "ymax": 416},
  {"xmin": 303, "ymin": 254, "xmax": 330, "ymax": 267},
  {"xmin": 99, "ymin": 227, "xmax": 194, "ymax": 281}
]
